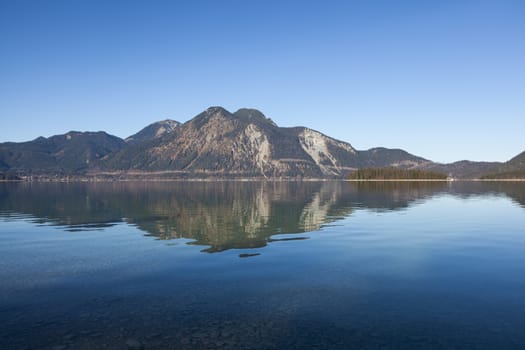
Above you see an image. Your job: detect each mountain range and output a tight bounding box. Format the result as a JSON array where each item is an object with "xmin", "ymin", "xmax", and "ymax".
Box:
[{"xmin": 0, "ymin": 106, "xmax": 522, "ymax": 179}]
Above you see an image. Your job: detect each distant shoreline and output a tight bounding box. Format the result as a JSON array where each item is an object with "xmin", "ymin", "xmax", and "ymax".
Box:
[
  {"xmin": 347, "ymin": 179, "xmax": 525, "ymax": 182},
  {"xmin": 2, "ymin": 177, "xmax": 525, "ymax": 183}
]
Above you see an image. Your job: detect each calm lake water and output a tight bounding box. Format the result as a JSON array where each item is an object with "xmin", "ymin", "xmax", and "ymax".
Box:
[{"xmin": 1, "ymin": 181, "xmax": 525, "ymax": 349}]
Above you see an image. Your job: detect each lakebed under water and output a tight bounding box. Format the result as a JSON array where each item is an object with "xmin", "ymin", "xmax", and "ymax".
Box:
[{"xmin": 1, "ymin": 181, "xmax": 525, "ymax": 349}]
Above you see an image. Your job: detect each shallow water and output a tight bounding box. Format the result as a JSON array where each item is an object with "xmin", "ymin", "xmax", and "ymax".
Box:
[{"xmin": 1, "ymin": 181, "xmax": 525, "ymax": 349}]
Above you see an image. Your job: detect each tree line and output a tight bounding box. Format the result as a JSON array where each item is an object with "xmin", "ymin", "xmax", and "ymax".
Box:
[
  {"xmin": 481, "ymin": 170, "xmax": 525, "ymax": 179},
  {"xmin": 349, "ymin": 167, "xmax": 447, "ymax": 180}
]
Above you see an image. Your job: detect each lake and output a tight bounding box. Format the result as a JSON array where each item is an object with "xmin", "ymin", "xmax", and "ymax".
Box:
[{"xmin": 1, "ymin": 181, "xmax": 525, "ymax": 349}]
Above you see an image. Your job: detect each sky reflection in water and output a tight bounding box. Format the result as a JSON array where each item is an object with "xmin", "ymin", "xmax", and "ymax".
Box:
[{"xmin": 0, "ymin": 181, "xmax": 525, "ymax": 349}]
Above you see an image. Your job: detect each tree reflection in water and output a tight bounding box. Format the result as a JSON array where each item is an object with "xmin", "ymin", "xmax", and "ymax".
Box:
[{"xmin": 1, "ymin": 180, "xmax": 523, "ymax": 252}]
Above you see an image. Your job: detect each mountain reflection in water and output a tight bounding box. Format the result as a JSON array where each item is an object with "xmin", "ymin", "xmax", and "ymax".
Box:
[
  {"xmin": 1, "ymin": 181, "xmax": 524, "ymax": 253},
  {"xmin": 1, "ymin": 181, "xmax": 525, "ymax": 350}
]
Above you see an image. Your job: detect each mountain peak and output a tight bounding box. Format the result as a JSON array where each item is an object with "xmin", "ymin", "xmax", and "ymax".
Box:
[
  {"xmin": 205, "ymin": 106, "xmax": 231, "ymax": 115},
  {"xmin": 234, "ymin": 108, "xmax": 265, "ymax": 119},
  {"xmin": 234, "ymin": 108, "xmax": 276, "ymax": 126},
  {"xmin": 196, "ymin": 107, "xmax": 276, "ymax": 126},
  {"xmin": 126, "ymin": 119, "xmax": 180, "ymax": 144}
]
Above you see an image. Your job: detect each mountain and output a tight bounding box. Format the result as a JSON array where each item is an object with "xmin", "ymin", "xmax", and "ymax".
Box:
[
  {"xmin": 505, "ymin": 151, "xmax": 525, "ymax": 171},
  {"xmin": 481, "ymin": 151, "xmax": 525, "ymax": 179},
  {"xmin": 359, "ymin": 147, "xmax": 428, "ymax": 168},
  {"xmin": 0, "ymin": 131, "xmax": 125, "ymax": 175},
  {"xmin": 1, "ymin": 106, "xmax": 521, "ymax": 179},
  {"xmin": 99, "ymin": 107, "xmax": 428, "ymax": 178},
  {"xmin": 417, "ymin": 160, "xmax": 502, "ymax": 179},
  {"xmin": 0, "ymin": 181, "xmax": 449, "ymax": 251},
  {"xmin": 420, "ymin": 151, "xmax": 525, "ymax": 179},
  {"xmin": 125, "ymin": 119, "xmax": 180, "ymax": 144}
]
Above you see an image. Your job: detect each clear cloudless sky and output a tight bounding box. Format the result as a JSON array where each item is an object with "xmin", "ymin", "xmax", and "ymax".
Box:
[{"xmin": 0, "ymin": 0, "xmax": 524, "ymax": 163}]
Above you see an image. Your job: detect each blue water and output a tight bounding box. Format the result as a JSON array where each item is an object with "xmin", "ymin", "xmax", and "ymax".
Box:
[{"xmin": 0, "ymin": 181, "xmax": 524, "ymax": 349}]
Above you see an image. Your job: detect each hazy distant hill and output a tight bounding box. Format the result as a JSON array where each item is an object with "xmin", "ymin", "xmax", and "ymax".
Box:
[
  {"xmin": 481, "ymin": 151, "xmax": 525, "ymax": 179},
  {"xmin": 417, "ymin": 160, "xmax": 502, "ymax": 179},
  {"xmin": 359, "ymin": 147, "xmax": 428, "ymax": 168},
  {"xmin": 0, "ymin": 131, "xmax": 125, "ymax": 175},
  {"xmin": 0, "ymin": 106, "xmax": 522, "ymax": 179}
]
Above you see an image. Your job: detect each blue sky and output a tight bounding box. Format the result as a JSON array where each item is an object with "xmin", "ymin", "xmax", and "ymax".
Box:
[{"xmin": 1, "ymin": 0, "xmax": 523, "ymax": 163}]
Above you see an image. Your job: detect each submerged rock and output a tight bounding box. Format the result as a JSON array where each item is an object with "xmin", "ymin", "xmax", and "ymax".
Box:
[
  {"xmin": 126, "ymin": 338, "xmax": 144, "ymax": 349},
  {"xmin": 239, "ymin": 253, "xmax": 261, "ymax": 258}
]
